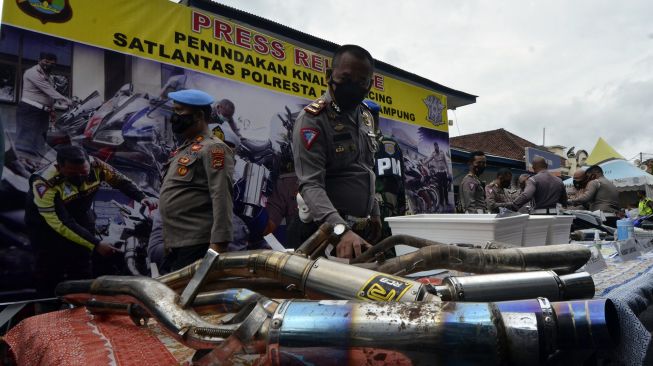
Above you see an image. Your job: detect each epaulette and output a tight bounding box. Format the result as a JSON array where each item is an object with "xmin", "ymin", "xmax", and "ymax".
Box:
[{"xmin": 304, "ymin": 99, "xmax": 326, "ymax": 115}]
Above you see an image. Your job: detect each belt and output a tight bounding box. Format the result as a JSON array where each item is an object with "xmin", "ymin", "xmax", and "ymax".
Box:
[
  {"xmin": 532, "ymin": 208, "xmax": 558, "ymax": 215},
  {"xmin": 21, "ymin": 98, "xmax": 52, "ymax": 112}
]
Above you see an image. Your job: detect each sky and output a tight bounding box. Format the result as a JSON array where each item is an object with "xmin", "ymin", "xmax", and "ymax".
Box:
[{"xmin": 212, "ymin": 0, "xmax": 653, "ymax": 162}]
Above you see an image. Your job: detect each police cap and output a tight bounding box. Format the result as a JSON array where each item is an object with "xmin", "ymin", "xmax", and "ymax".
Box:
[{"xmin": 169, "ymin": 89, "xmax": 214, "ymax": 106}]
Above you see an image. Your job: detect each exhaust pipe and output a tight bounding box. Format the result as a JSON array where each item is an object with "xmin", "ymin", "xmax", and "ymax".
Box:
[{"xmin": 265, "ymin": 298, "xmax": 619, "ymax": 366}]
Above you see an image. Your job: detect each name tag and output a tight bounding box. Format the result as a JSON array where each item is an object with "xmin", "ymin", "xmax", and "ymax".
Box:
[
  {"xmin": 636, "ymin": 238, "xmax": 653, "ymax": 253},
  {"xmin": 614, "ymin": 238, "xmax": 641, "ymax": 261},
  {"xmin": 580, "ymin": 245, "xmax": 608, "ymax": 274}
]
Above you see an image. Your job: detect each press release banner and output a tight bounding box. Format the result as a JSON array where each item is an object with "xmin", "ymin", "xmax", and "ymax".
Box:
[{"xmin": 3, "ymin": 0, "xmax": 449, "ymax": 131}]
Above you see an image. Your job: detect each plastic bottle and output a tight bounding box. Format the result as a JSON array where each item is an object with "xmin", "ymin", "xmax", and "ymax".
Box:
[{"xmin": 616, "ymin": 219, "xmax": 635, "ymax": 241}]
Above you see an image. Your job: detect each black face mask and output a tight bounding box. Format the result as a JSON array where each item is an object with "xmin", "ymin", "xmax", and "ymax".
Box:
[
  {"xmin": 474, "ymin": 166, "xmax": 486, "ymax": 176},
  {"xmin": 41, "ymin": 63, "xmax": 53, "ymax": 73},
  {"xmin": 573, "ymin": 179, "xmax": 584, "ymax": 190},
  {"xmin": 329, "ymin": 79, "xmax": 368, "ymax": 111},
  {"xmin": 170, "ymin": 113, "xmax": 196, "ymax": 134},
  {"xmin": 67, "ymin": 175, "xmax": 85, "ymax": 187}
]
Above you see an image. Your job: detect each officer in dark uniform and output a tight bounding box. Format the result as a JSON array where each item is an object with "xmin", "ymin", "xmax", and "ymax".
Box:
[
  {"xmin": 292, "ymin": 44, "xmax": 382, "ymax": 259},
  {"xmin": 159, "ymin": 89, "xmax": 235, "ymax": 271},
  {"xmin": 363, "ymin": 100, "xmax": 405, "ymax": 239},
  {"xmin": 512, "ymin": 157, "xmax": 567, "ymax": 213},
  {"xmin": 25, "ymin": 145, "xmax": 155, "ymax": 296},
  {"xmin": 460, "ymin": 151, "xmax": 487, "ymax": 213}
]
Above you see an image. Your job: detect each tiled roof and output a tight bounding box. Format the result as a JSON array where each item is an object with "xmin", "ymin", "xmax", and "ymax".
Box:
[{"xmin": 450, "ymin": 128, "xmax": 542, "ymax": 161}]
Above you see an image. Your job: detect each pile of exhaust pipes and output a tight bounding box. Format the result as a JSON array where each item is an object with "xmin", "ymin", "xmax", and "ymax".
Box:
[{"xmin": 56, "ymin": 223, "xmax": 620, "ymax": 365}]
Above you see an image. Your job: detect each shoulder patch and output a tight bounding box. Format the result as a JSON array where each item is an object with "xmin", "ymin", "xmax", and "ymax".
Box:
[
  {"xmin": 210, "ymin": 147, "xmax": 225, "ymax": 170},
  {"xmin": 304, "ymin": 99, "xmax": 326, "ymax": 115},
  {"xmin": 300, "ymin": 128, "xmax": 320, "ymax": 150},
  {"xmin": 34, "ymin": 182, "xmax": 49, "ymax": 198}
]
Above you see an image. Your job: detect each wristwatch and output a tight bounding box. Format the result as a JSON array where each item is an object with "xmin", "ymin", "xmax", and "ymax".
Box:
[{"xmin": 333, "ymin": 223, "xmax": 349, "ymax": 237}]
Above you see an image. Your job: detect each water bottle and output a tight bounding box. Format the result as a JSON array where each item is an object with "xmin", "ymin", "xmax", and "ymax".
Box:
[{"xmin": 616, "ymin": 219, "xmax": 634, "ymax": 241}]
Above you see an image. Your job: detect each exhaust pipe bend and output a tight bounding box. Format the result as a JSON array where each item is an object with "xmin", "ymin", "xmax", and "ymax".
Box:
[
  {"xmin": 56, "ymin": 276, "xmax": 242, "ymax": 349},
  {"xmin": 368, "ymin": 243, "xmax": 590, "ymax": 275}
]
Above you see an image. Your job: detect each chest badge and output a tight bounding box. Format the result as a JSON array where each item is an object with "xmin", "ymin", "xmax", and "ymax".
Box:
[
  {"xmin": 335, "ymin": 145, "xmax": 345, "ymax": 153},
  {"xmin": 384, "ymin": 142, "xmax": 396, "ymax": 155},
  {"xmin": 363, "ymin": 111, "xmax": 373, "ymax": 127},
  {"xmin": 334, "ymin": 123, "xmax": 345, "ymax": 132},
  {"xmin": 177, "ymin": 166, "xmax": 189, "ymax": 176}
]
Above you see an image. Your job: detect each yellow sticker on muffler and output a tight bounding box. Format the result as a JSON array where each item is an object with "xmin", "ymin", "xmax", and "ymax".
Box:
[{"xmin": 357, "ymin": 275, "xmax": 414, "ymax": 302}]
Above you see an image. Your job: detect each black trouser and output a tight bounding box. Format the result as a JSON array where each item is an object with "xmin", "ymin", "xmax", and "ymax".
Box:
[
  {"xmin": 163, "ymin": 243, "xmax": 210, "ymax": 273},
  {"xmin": 15, "ymin": 102, "xmax": 50, "ymax": 157},
  {"xmin": 30, "ymin": 228, "xmax": 92, "ymax": 298}
]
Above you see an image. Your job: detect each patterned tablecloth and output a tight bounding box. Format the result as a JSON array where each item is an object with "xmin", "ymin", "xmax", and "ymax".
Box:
[{"xmin": 5, "ymin": 243, "xmax": 653, "ymax": 365}]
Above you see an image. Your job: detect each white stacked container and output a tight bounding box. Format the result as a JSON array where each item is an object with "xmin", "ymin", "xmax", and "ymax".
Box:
[
  {"xmin": 386, "ymin": 214, "xmax": 529, "ymax": 255},
  {"xmin": 522, "ymin": 216, "xmax": 555, "ymax": 247},
  {"xmin": 546, "ymin": 215, "xmax": 575, "ymax": 244}
]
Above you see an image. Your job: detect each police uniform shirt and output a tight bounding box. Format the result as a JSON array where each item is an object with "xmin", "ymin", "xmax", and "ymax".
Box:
[
  {"xmin": 570, "ymin": 176, "xmax": 619, "ymax": 213},
  {"xmin": 513, "ymin": 170, "xmax": 568, "ymax": 210},
  {"xmin": 22, "ymin": 64, "xmax": 67, "ymax": 106},
  {"xmin": 460, "ymin": 174, "xmax": 487, "ymax": 213},
  {"xmin": 485, "ymin": 181, "xmax": 511, "ymax": 213},
  {"xmin": 292, "ymin": 92, "xmax": 380, "ymax": 226},
  {"xmin": 26, "ymin": 157, "xmax": 145, "ymax": 251},
  {"xmin": 159, "ymin": 132, "xmax": 234, "ymax": 248}
]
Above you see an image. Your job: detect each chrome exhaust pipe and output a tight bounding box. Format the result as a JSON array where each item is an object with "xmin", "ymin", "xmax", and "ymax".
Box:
[
  {"xmin": 432, "ymin": 271, "xmax": 595, "ymax": 302},
  {"xmin": 264, "ymin": 298, "xmax": 619, "ymax": 366}
]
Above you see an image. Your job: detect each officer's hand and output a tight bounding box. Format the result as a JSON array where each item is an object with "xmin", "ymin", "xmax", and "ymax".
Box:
[
  {"xmin": 336, "ymin": 231, "xmax": 372, "ymax": 259},
  {"xmin": 370, "ymin": 216, "xmax": 383, "ymax": 244},
  {"xmin": 141, "ymin": 197, "xmax": 158, "ymax": 211},
  {"xmin": 96, "ymin": 242, "xmax": 118, "ymax": 257}
]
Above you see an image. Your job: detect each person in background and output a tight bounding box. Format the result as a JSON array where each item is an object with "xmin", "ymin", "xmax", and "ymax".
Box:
[
  {"xmin": 567, "ymin": 169, "xmax": 589, "ymax": 210},
  {"xmin": 16, "ymin": 52, "xmax": 71, "ymax": 159},
  {"xmin": 568, "ymin": 165, "xmax": 619, "ymax": 225},
  {"xmin": 25, "ymin": 145, "xmax": 155, "ymax": 297},
  {"xmin": 159, "ymin": 89, "xmax": 234, "ymax": 271},
  {"xmin": 511, "ymin": 157, "xmax": 567, "ymax": 214},
  {"xmin": 485, "ymin": 168, "xmax": 513, "ymax": 213},
  {"xmin": 637, "ymin": 190, "xmax": 653, "ymax": 217},
  {"xmin": 424, "ymin": 141, "xmax": 451, "ymax": 211},
  {"xmin": 460, "ymin": 151, "xmax": 487, "ymax": 213},
  {"xmin": 214, "ymin": 99, "xmax": 243, "ymax": 139},
  {"xmin": 364, "ymin": 99, "xmax": 406, "ymax": 239}
]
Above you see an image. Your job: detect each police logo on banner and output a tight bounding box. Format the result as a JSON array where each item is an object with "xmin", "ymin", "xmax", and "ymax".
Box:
[
  {"xmin": 17, "ymin": 0, "xmax": 73, "ymax": 24},
  {"xmin": 301, "ymin": 128, "xmax": 319, "ymax": 150}
]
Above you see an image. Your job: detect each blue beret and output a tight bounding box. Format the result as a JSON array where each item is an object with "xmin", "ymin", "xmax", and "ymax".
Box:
[
  {"xmin": 363, "ymin": 100, "xmax": 380, "ymax": 113},
  {"xmin": 169, "ymin": 89, "xmax": 214, "ymax": 106}
]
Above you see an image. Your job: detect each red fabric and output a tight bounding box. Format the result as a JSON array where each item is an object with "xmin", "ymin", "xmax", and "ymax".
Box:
[
  {"xmin": 5, "ymin": 307, "xmax": 178, "ymax": 366},
  {"xmin": 416, "ymin": 277, "xmax": 443, "ymax": 285}
]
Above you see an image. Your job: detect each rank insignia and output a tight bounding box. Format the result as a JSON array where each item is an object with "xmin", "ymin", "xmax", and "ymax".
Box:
[
  {"xmin": 178, "ymin": 156, "xmax": 191, "ymax": 165},
  {"xmin": 35, "ymin": 182, "xmax": 48, "ymax": 198},
  {"xmin": 335, "ymin": 145, "xmax": 345, "ymax": 153},
  {"xmin": 362, "ymin": 111, "xmax": 373, "ymax": 127},
  {"xmin": 195, "ymin": 135, "xmax": 204, "ymax": 142},
  {"xmin": 301, "ymin": 128, "xmax": 320, "ymax": 150},
  {"xmin": 178, "ymin": 166, "xmax": 189, "ymax": 176},
  {"xmin": 211, "ymin": 148, "xmax": 225, "ymax": 169},
  {"xmin": 304, "ymin": 99, "xmax": 326, "ymax": 115},
  {"xmin": 191, "ymin": 143, "xmax": 203, "ymax": 152}
]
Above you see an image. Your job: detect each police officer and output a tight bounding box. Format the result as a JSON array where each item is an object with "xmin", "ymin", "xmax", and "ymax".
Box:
[
  {"xmin": 159, "ymin": 89, "xmax": 235, "ymax": 271},
  {"xmin": 637, "ymin": 190, "xmax": 653, "ymax": 217},
  {"xmin": 363, "ymin": 100, "xmax": 406, "ymax": 239},
  {"xmin": 568, "ymin": 165, "xmax": 618, "ymax": 220},
  {"xmin": 567, "ymin": 169, "xmax": 589, "ymax": 210},
  {"xmin": 293, "ymin": 44, "xmax": 381, "ymax": 259},
  {"xmin": 25, "ymin": 145, "xmax": 155, "ymax": 296},
  {"xmin": 512, "ymin": 157, "xmax": 567, "ymax": 213},
  {"xmin": 460, "ymin": 151, "xmax": 487, "ymax": 213},
  {"xmin": 16, "ymin": 52, "xmax": 71, "ymax": 159},
  {"xmin": 424, "ymin": 141, "xmax": 452, "ymax": 211},
  {"xmin": 485, "ymin": 168, "xmax": 513, "ymax": 213}
]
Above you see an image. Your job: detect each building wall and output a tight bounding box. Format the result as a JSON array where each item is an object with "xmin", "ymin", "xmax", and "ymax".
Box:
[
  {"xmin": 72, "ymin": 44, "xmax": 105, "ymax": 100},
  {"xmin": 131, "ymin": 57, "xmax": 163, "ymax": 97}
]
